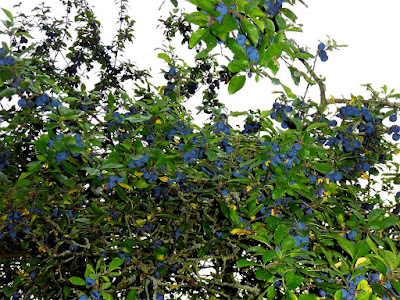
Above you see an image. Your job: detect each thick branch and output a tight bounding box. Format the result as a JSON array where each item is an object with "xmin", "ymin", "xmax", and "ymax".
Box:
[{"xmin": 299, "ymin": 58, "xmax": 327, "ymax": 109}]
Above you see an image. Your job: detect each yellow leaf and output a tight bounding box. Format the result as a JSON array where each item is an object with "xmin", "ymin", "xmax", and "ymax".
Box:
[
  {"xmin": 334, "ymin": 261, "xmax": 342, "ymax": 268},
  {"xmin": 229, "ymin": 204, "xmax": 237, "ymax": 211},
  {"xmin": 169, "ymin": 284, "xmax": 181, "ymax": 290},
  {"xmin": 230, "ymin": 228, "xmax": 252, "ymax": 236},
  {"xmin": 349, "ymin": 97, "xmax": 355, "ymax": 105},
  {"xmin": 264, "ymin": 160, "xmax": 270, "ymax": 167},
  {"xmin": 246, "ymin": 185, "xmax": 252, "ymax": 192},
  {"xmin": 155, "ymin": 119, "xmax": 162, "ymax": 124},
  {"xmin": 317, "ymin": 178, "xmax": 329, "ymax": 184},
  {"xmin": 355, "ymin": 257, "xmax": 369, "ymax": 269},
  {"xmin": 134, "ymin": 171, "xmax": 143, "ymax": 177},
  {"xmin": 21, "ymin": 209, "xmax": 30, "ymax": 216},
  {"xmin": 361, "ymin": 172, "xmax": 370, "ymax": 180},
  {"xmin": 118, "ymin": 182, "xmax": 133, "ymax": 190},
  {"xmin": 357, "ymin": 279, "xmax": 372, "ymax": 292},
  {"xmin": 136, "ymin": 219, "xmax": 146, "ymax": 226},
  {"xmin": 156, "ymin": 254, "xmax": 165, "ymax": 261},
  {"xmin": 250, "ymin": 216, "xmax": 255, "ymax": 221},
  {"xmin": 38, "ymin": 246, "xmax": 46, "ymax": 253},
  {"xmin": 68, "ymin": 189, "xmax": 78, "ymax": 195},
  {"xmin": 159, "ymin": 176, "xmax": 169, "ymax": 182},
  {"xmin": 271, "ymin": 210, "xmax": 279, "ymax": 217}
]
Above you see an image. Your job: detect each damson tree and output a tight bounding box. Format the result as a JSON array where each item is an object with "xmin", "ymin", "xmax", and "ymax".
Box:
[{"xmin": 1, "ymin": 0, "xmax": 400, "ymax": 299}]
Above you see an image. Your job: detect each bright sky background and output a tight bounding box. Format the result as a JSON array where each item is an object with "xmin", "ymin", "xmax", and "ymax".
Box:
[{"xmin": 2, "ymin": 0, "xmax": 400, "ymax": 125}]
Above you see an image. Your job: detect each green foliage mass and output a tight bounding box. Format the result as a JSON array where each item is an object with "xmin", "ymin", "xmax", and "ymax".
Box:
[{"xmin": 0, "ymin": 0, "xmax": 400, "ymax": 299}]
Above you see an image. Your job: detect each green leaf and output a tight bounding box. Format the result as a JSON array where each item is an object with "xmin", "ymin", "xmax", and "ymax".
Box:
[
  {"xmin": 219, "ymin": 200, "xmax": 230, "ymax": 219},
  {"xmin": 392, "ymin": 281, "xmax": 400, "ymax": 295},
  {"xmin": 108, "ymin": 257, "xmax": 125, "ymax": 271},
  {"xmin": 100, "ymin": 163, "xmax": 124, "ymax": 169},
  {"xmin": 203, "ymin": 31, "xmax": 217, "ymax": 51},
  {"xmin": 255, "ymin": 269, "xmax": 273, "ymax": 281},
  {"xmin": 1, "ymin": 8, "xmax": 13, "ymax": 22},
  {"xmin": 228, "ymin": 59, "xmax": 249, "ymax": 73},
  {"xmin": 61, "ymin": 162, "xmax": 78, "ymax": 176},
  {"xmin": 284, "ymin": 270, "xmax": 304, "ymax": 290},
  {"xmin": 108, "ymin": 93, "xmax": 115, "ymax": 110},
  {"xmin": 14, "ymin": 179, "xmax": 31, "ymax": 188},
  {"xmin": 264, "ymin": 18, "xmax": 275, "ymax": 32},
  {"xmin": 266, "ymin": 286, "xmax": 276, "ymax": 300},
  {"xmin": 299, "ymin": 294, "xmax": 317, "ymax": 300},
  {"xmin": 69, "ymin": 276, "xmax": 86, "ymax": 286},
  {"xmin": 195, "ymin": 49, "xmax": 209, "ymax": 59},
  {"xmin": 90, "ymin": 202, "xmax": 104, "ymax": 215},
  {"xmin": 210, "ymin": 22, "xmax": 228, "ymax": 40},
  {"xmin": 101, "ymin": 292, "xmax": 114, "ymax": 300},
  {"xmin": 134, "ymin": 180, "xmax": 150, "ymax": 189},
  {"xmin": 281, "ymin": 8, "xmax": 297, "ymax": 22},
  {"xmin": 236, "ymin": 258, "xmax": 261, "ymax": 268},
  {"xmin": 202, "ymin": 220, "xmax": 212, "ymax": 239},
  {"xmin": 35, "ymin": 137, "xmax": 48, "ymax": 155},
  {"xmin": 185, "ymin": 11, "xmax": 209, "ymax": 26},
  {"xmin": 222, "ymin": 13, "xmax": 237, "ymax": 31},
  {"xmin": 241, "ymin": 19, "xmax": 259, "ymax": 46},
  {"xmin": 259, "ymin": 43, "xmax": 282, "ymax": 67},
  {"xmin": 230, "ymin": 209, "xmax": 240, "ymax": 224},
  {"xmin": 249, "ymin": 235, "xmax": 271, "ymax": 246},
  {"xmin": 281, "ymin": 235, "xmax": 296, "ymax": 251},
  {"xmin": 189, "ymin": 28, "xmax": 208, "ymax": 48},
  {"xmin": 274, "ymin": 224, "xmax": 289, "ymax": 245},
  {"xmin": 336, "ymin": 236, "xmax": 355, "ymax": 259},
  {"xmin": 0, "ymin": 87, "xmax": 17, "ymax": 99},
  {"xmin": 365, "ymin": 235, "xmax": 378, "ymax": 255},
  {"xmin": 313, "ymin": 163, "xmax": 333, "ymax": 174},
  {"xmin": 228, "ymin": 74, "xmax": 246, "ymax": 94},
  {"xmin": 272, "ymin": 188, "xmax": 286, "ymax": 200},
  {"xmin": 227, "ymin": 37, "xmax": 247, "ymax": 59},
  {"xmin": 158, "ymin": 53, "xmax": 171, "ymax": 63},
  {"xmin": 262, "ymin": 250, "xmax": 276, "ymax": 264},
  {"xmin": 305, "ymin": 122, "xmax": 328, "ymax": 131},
  {"xmin": 369, "ymin": 216, "xmax": 398, "ymax": 230},
  {"xmin": 126, "ymin": 289, "xmax": 137, "ymax": 300},
  {"xmin": 379, "ymin": 250, "xmax": 400, "ymax": 271},
  {"xmin": 368, "ymin": 208, "xmax": 384, "ymax": 224},
  {"xmin": 334, "ymin": 289, "xmax": 343, "ymax": 300}
]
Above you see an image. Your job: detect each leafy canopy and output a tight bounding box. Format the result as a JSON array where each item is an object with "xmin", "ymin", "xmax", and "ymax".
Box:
[{"xmin": 0, "ymin": 0, "xmax": 400, "ymax": 299}]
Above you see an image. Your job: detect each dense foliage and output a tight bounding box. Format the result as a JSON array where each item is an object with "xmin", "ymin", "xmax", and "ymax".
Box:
[{"xmin": 1, "ymin": 0, "xmax": 400, "ymax": 299}]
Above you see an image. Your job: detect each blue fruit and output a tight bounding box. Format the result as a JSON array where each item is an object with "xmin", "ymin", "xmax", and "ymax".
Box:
[
  {"xmin": 85, "ymin": 277, "xmax": 96, "ymax": 287},
  {"xmin": 91, "ymin": 289, "xmax": 101, "ymax": 300}
]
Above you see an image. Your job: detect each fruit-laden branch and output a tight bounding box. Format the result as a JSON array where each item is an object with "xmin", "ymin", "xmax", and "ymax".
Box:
[{"xmin": 326, "ymin": 96, "xmax": 400, "ymax": 108}]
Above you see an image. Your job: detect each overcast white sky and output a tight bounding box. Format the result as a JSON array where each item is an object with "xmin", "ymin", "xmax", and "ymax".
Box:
[{"xmin": 2, "ymin": 0, "xmax": 400, "ymax": 123}]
